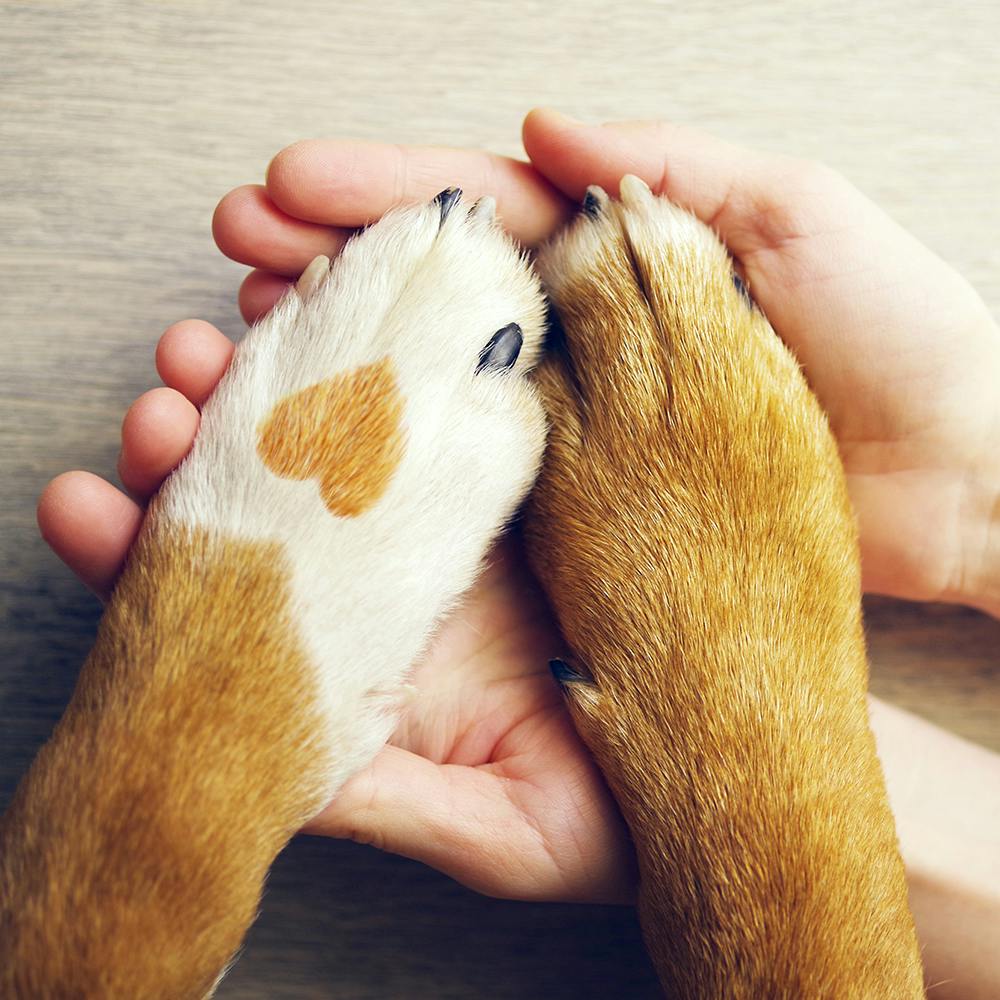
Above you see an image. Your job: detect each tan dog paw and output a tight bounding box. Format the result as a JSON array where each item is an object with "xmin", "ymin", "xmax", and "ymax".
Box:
[{"xmin": 524, "ymin": 178, "xmax": 923, "ymax": 997}]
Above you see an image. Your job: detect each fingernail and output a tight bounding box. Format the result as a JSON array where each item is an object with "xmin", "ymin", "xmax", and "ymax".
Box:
[{"xmin": 546, "ymin": 108, "xmax": 585, "ymax": 127}]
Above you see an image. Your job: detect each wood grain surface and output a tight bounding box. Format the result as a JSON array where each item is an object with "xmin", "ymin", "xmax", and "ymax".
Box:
[{"xmin": 1, "ymin": 2, "xmax": 997, "ymax": 996}]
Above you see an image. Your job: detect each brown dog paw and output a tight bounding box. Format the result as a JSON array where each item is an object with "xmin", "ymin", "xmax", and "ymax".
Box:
[{"xmin": 524, "ymin": 177, "xmax": 923, "ymax": 998}]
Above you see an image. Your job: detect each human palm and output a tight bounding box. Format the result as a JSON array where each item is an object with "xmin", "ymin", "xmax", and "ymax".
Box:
[
  {"xmin": 306, "ymin": 535, "xmax": 634, "ymax": 903},
  {"xmin": 38, "ymin": 109, "xmax": 1000, "ymax": 905},
  {"xmin": 712, "ymin": 156, "xmax": 1000, "ymax": 607}
]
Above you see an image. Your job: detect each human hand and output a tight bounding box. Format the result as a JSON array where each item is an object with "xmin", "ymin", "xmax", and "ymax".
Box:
[
  {"xmin": 38, "ymin": 109, "xmax": 1000, "ymax": 906},
  {"xmin": 212, "ymin": 109, "xmax": 1000, "ymax": 615},
  {"xmin": 526, "ymin": 112, "xmax": 1000, "ymax": 614},
  {"xmin": 36, "ymin": 313, "xmax": 633, "ymax": 904}
]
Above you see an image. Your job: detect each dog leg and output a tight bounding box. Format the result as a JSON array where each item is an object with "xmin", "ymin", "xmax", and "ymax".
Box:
[
  {"xmin": 525, "ymin": 177, "xmax": 924, "ymax": 998},
  {"xmin": 0, "ymin": 190, "xmax": 547, "ymax": 998}
]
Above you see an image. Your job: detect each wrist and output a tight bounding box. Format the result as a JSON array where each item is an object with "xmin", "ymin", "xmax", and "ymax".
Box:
[{"xmin": 868, "ymin": 697, "xmax": 1000, "ymax": 999}]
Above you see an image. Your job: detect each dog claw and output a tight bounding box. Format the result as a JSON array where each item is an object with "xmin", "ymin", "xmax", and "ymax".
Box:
[
  {"xmin": 296, "ymin": 255, "xmax": 331, "ymax": 299},
  {"xmin": 619, "ymin": 173, "xmax": 653, "ymax": 204},
  {"xmin": 471, "ymin": 195, "xmax": 496, "ymax": 221},
  {"xmin": 549, "ymin": 658, "xmax": 593, "ymax": 685},
  {"xmin": 582, "ymin": 185, "xmax": 608, "ymax": 217},
  {"xmin": 434, "ymin": 187, "xmax": 463, "ymax": 226},
  {"xmin": 475, "ymin": 323, "xmax": 523, "ymax": 374},
  {"xmin": 733, "ymin": 271, "xmax": 754, "ymax": 306}
]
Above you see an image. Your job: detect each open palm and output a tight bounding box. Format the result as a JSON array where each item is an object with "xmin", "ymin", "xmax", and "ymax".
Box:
[{"xmin": 39, "ymin": 109, "xmax": 1000, "ymax": 905}]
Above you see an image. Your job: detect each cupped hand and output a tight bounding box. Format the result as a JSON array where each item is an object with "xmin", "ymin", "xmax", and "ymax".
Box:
[
  {"xmin": 519, "ymin": 112, "xmax": 1000, "ymax": 616},
  {"xmin": 38, "ymin": 301, "xmax": 632, "ymax": 905},
  {"xmin": 212, "ymin": 111, "xmax": 1000, "ymax": 613},
  {"xmin": 38, "ymin": 109, "xmax": 1000, "ymax": 904}
]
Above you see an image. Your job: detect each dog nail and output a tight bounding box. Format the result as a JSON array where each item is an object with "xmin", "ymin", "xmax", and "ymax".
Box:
[
  {"xmin": 582, "ymin": 185, "xmax": 608, "ymax": 217},
  {"xmin": 471, "ymin": 195, "xmax": 496, "ymax": 221},
  {"xmin": 476, "ymin": 323, "xmax": 523, "ymax": 374},
  {"xmin": 549, "ymin": 658, "xmax": 590, "ymax": 685},
  {"xmin": 619, "ymin": 173, "xmax": 653, "ymax": 204},
  {"xmin": 434, "ymin": 187, "xmax": 462, "ymax": 226},
  {"xmin": 295, "ymin": 254, "xmax": 331, "ymax": 299},
  {"xmin": 733, "ymin": 271, "xmax": 753, "ymax": 306}
]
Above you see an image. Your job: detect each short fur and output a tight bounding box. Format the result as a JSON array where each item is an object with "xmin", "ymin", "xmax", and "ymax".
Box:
[
  {"xmin": 0, "ymin": 193, "xmax": 548, "ymax": 996},
  {"xmin": 523, "ymin": 177, "xmax": 925, "ymax": 998},
  {"xmin": 1, "ymin": 178, "xmax": 926, "ymax": 997}
]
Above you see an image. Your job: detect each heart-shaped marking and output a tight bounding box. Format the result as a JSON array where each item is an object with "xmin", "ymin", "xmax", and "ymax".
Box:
[{"xmin": 257, "ymin": 357, "xmax": 405, "ymax": 518}]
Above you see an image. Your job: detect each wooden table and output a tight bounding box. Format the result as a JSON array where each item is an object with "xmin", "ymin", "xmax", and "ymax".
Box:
[{"xmin": 2, "ymin": 3, "xmax": 997, "ymax": 996}]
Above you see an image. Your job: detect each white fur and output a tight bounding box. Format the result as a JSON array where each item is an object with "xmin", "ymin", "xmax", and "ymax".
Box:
[{"xmin": 156, "ymin": 196, "xmax": 548, "ymax": 798}]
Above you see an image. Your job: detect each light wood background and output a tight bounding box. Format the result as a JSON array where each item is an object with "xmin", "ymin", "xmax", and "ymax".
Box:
[{"xmin": 2, "ymin": 2, "xmax": 998, "ymax": 996}]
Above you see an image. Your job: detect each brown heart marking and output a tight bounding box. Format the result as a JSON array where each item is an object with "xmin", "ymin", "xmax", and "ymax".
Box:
[{"xmin": 256, "ymin": 357, "xmax": 405, "ymax": 518}]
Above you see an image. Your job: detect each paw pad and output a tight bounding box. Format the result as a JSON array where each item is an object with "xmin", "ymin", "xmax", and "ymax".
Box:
[{"xmin": 257, "ymin": 358, "xmax": 405, "ymax": 518}]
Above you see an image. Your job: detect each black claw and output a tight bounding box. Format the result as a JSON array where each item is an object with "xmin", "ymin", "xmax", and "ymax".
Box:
[
  {"xmin": 434, "ymin": 187, "xmax": 462, "ymax": 226},
  {"xmin": 549, "ymin": 658, "xmax": 592, "ymax": 685},
  {"xmin": 733, "ymin": 271, "xmax": 754, "ymax": 307},
  {"xmin": 542, "ymin": 303, "xmax": 566, "ymax": 353},
  {"xmin": 542, "ymin": 304, "xmax": 589, "ymax": 411},
  {"xmin": 476, "ymin": 323, "xmax": 523, "ymax": 374},
  {"xmin": 582, "ymin": 190, "xmax": 602, "ymax": 217}
]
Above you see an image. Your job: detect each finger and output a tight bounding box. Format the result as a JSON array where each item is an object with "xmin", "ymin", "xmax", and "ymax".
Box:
[
  {"xmin": 522, "ymin": 107, "xmax": 858, "ymax": 259},
  {"xmin": 238, "ymin": 269, "xmax": 292, "ymax": 325},
  {"xmin": 212, "ymin": 184, "xmax": 350, "ymax": 275},
  {"xmin": 155, "ymin": 319, "xmax": 234, "ymax": 407},
  {"xmin": 266, "ymin": 139, "xmax": 573, "ymax": 247},
  {"xmin": 37, "ymin": 471, "xmax": 143, "ymax": 600},
  {"xmin": 304, "ymin": 746, "xmax": 573, "ymax": 901},
  {"xmin": 118, "ymin": 388, "xmax": 200, "ymax": 500}
]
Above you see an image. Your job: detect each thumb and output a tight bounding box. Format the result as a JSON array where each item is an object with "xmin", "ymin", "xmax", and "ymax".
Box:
[
  {"xmin": 521, "ymin": 107, "xmax": 856, "ymax": 260},
  {"xmin": 302, "ymin": 745, "xmax": 553, "ymax": 900}
]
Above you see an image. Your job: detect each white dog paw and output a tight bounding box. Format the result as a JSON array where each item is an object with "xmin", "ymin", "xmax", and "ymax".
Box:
[{"xmin": 154, "ymin": 188, "xmax": 548, "ymax": 794}]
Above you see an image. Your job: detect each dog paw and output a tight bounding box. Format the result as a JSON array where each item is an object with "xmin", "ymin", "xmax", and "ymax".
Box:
[
  {"xmin": 526, "ymin": 175, "xmax": 859, "ymax": 698},
  {"xmin": 523, "ymin": 177, "xmax": 922, "ymax": 1000},
  {"xmin": 151, "ymin": 190, "xmax": 548, "ymax": 793}
]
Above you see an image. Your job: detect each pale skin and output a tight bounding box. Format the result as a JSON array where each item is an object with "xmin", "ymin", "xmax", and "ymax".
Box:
[{"xmin": 36, "ymin": 109, "xmax": 1000, "ymax": 996}]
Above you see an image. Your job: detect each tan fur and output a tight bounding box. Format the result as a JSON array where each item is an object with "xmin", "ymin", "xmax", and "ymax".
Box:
[
  {"xmin": 257, "ymin": 356, "xmax": 405, "ymax": 518},
  {"xmin": 524, "ymin": 185, "xmax": 925, "ymax": 997},
  {"xmin": 0, "ymin": 517, "xmax": 329, "ymax": 998}
]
